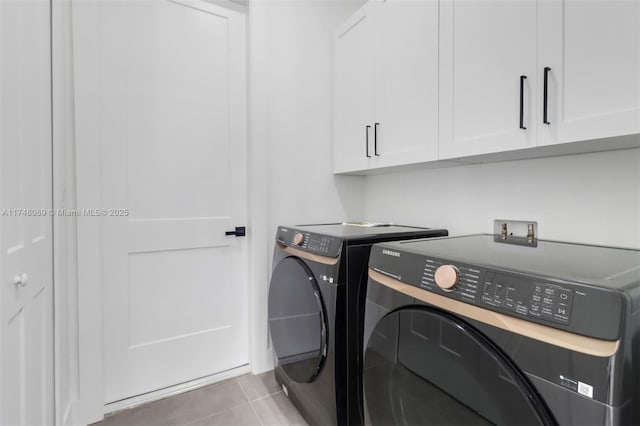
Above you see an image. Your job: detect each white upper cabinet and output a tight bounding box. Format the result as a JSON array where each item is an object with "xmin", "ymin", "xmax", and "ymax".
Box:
[
  {"xmin": 440, "ymin": 0, "xmax": 640, "ymax": 159},
  {"xmin": 373, "ymin": 0, "xmax": 439, "ymax": 167},
  {"xmin": 334, "ymin": 0, "xmax": 640, "ymax": 173},
  {"xmin": 439, "ymin": 0, "xmax": 538, "ymax": 159},
  {"xmin": 333, "ymin": 4, "xmax": 376, "ymax": 173},
  {"xmin": 537, "ymin": 0, "xmax": 640, "ymax": 146},
  {"xmin": 333, "ymin": 0, "xmax": 439, "ymax": 173}
]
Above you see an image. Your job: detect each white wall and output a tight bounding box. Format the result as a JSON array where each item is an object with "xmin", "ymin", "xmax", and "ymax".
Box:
[
  {"xmin": 257, "ymin": 0, "xmax": 366, "ymax": 232},
  {"xmin": 364, "ymin": 148, "xmax": 640, "ymax": 248},
  {"xmin": 249, "ymin": 0, "xmax": 366, "ymax": 372}
]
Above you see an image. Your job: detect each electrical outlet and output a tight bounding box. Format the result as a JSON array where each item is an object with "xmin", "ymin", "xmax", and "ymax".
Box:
[{"xmin": 493, "ymin": 219, "xmax": 538, "ymax": 246}]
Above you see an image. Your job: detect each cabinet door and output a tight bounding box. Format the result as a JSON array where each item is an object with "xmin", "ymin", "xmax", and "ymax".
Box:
[
  {"xmin": 333, "ymin": 4, "xmax": 375, "ymax": 173},
  {"xmin": 374, "ymin": 0, "xmax": 439, "ymax": 167},
  {"xmin": 538, "ymin": 1, "xmax": 640, "ymax": 146},
  {"xmin": 439, "ymin": 0, "xmax": 537, "ymax": 159}
]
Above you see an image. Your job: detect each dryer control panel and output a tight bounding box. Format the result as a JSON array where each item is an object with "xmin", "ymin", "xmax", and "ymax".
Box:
[
  {"xmin": 276, "ymin": 226, "xmax": 342, "ymax": 257},
  {"xmin": 424, "ymin": 259, "xmax": 575, "ymax": 325},
  {"xmin": 369, "ymin": 243, "xmax": 625, "ymax": 341}
]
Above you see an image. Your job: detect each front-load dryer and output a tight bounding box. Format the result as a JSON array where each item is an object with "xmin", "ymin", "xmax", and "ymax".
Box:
[
  {"xmin": 363, "ymin": 234, "xmax": 640, "ymax": 425},
  {"xmin": 267, "ymin": 223, "xmax": 448, "ymax": 426}
]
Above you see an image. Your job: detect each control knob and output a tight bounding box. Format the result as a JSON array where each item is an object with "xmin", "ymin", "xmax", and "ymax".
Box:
[
  {"xmin": 293, "ymin": 232, "xmax": 305, "ymax": 246},
  {"xmin": 434, "ymin": 265, "xmax": 460, "ymax": 291}
]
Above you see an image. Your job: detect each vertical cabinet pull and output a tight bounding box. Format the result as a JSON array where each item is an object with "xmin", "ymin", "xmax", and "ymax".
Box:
[
  {"xmin": 374, "ymin": 122, "xmax": 380, "ymax": 156},
  {"xmin": 519, "ymin": 75, "xmax": 527, "ymax": 130},
  {"xmin": 365, "ymin": 125, "xmax": 371, "ymax": 158},
  {"xmin": 543, "ymin": 67, "xmax": 551, "ymax": 125}
]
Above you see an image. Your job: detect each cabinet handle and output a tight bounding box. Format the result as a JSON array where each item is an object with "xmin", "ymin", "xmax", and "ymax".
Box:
[
  {"xmin": 543, "ymin": 67, "xmax": 551, "ymax": 125},
  {"xmin": 365, "ymin": 125, "xmax": 371, "ymax": 158},
  {"xmin": 374, "ymin": 122, "xmax": 380, "ymax": 156},
  {"xmin": 519, "ymin": 75, "xmax": 527, "ymax": 130}
]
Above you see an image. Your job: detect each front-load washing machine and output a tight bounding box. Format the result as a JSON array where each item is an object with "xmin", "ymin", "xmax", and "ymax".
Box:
[
  {"xmin": 364, "ymin": 234, "xmax": 640, "ymax": 425},
  {"xmin": 267, "ymin": 223, "xmax": 448, "ymax": 426}
]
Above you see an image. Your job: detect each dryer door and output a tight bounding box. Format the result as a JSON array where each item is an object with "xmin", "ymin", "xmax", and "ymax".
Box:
[
  {"xmin": 363, "ymin": 307, "xmax": 556, "ymax": 426},
  {"xmin": 268, "ymin": 256, "xmax": 327, "ymax": 383}
]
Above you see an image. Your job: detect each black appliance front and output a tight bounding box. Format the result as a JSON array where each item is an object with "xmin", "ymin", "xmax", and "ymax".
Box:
[
  {"xmin": 363, "ymin": 235, "xmax": 640, "ymax": 426},
  {"xmin": 363, "ymin": 296, "xmax": 555, "ymax": 425},
  {"xmin": 267, "ymin": 224, "xmax": 449, "ymax": 426},
  {"xmin": 269, "ymin": 256, "xmax": 327, "ymax": 384},
  {"xmin": 269, "ymin": 245, "xmax": 340, "ymax": 426}
]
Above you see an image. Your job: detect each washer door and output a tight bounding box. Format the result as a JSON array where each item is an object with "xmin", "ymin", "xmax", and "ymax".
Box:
[
  {"xmin": 268, "ymin": 256, "xmax": 327, "ymax": 383},
  {"xmin": 363, "ymin": 307, "xmax": 556, "ymax": 426}
]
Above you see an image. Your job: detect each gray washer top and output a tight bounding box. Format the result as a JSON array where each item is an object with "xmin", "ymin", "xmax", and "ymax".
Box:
[{"xmin": 379, "ymin": 234, "xmax": 640, "ymax": 291}]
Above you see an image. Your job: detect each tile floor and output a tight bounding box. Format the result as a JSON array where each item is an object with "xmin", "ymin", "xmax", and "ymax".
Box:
[{"xmin": 92, "ymin": 372, "xmax": 308, "ymax": 426}]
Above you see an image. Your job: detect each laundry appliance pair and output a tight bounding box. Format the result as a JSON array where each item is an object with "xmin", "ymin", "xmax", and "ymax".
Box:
[{"xmin": 269, "ymin": 226, "xmax": 640, "ymax": 426}]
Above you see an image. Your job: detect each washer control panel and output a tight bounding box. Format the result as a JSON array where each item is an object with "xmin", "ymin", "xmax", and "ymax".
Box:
[
  {"xmin": 423, "ymin": 258, "xmax": 574, "ymax": 326},
  {"xmin": 368, "ymin": 241, "xmax": 627, "ymax": 341},
  {"xmin": 276, "ymin": 227, "xmax": 342, "ymax": 257},
  {"xmin": 481, "ymin": 272, "xmax": 574, "ymax": 325}
]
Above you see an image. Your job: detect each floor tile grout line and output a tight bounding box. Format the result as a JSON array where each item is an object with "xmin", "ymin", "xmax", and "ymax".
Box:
[
  {"xmin": 253, "ymin": 391, "xmax": 309, "ymax": 426},
  {"xmin": 235, "ymin": 375, "xmax": 268, "ymax": 426},
  {"xmin": 236, "ymin": 376, "xmax": 267, "ymax": 426},
  {"xmin": 236, "ymin": 376, "xmax": 252, "ymax": 403},
  {"xmin": 250, "ymin": 389, "xmax": 284, "ymax": 403},
  {"xmin": 249, "ymin": 397, "xmax": 265, "ymax": 426},
  {"xmin": 181, "ymin": 401, "xmax": 254, "ymax": 426},
  {"xmin": 176, "ymin": 379, "xmax": 252, "ymax": 426},
  {"xmin": 237, "ymin": 373, "xmax": 283, "ymax": 402},
  {"xmin": 97, "ymin": 375, "xmax": 285, "ymax": 426}
]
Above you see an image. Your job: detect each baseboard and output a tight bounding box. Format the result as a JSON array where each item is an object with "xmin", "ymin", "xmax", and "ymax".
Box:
[{"xmin": 104, "ymin": 364, "xmax": 252, "ymax": 416}]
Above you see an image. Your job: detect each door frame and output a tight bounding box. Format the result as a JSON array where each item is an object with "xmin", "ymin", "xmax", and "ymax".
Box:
[
  {"xmin": 52, "ymin": 0, "xmax": 81, "ymax": 424},
  {"xmin": 72, "ymin": 1, "xmax": 271, "ymax": 423}
]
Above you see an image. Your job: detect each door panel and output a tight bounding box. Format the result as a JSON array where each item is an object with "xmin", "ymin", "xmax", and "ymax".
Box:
[
  {"xmin": 538, "ymin": 0, "xmax": 640, "ymax": 145},
  {"xmin": 374, "ymin": 0, "xmax": 439, "ymax": 165},
  {"xmin": 125, "ymin": 6, "xmax": 231, "ymax": 220},
  {"xmin": 97, "ymin": 0, "xmax": 248, "ymax": 402},
  {"xmin": 0, "ymin": 0, "xmax": 54, "ymax": 424},
  {"xmin": 333, "ymin": 4, "xmax": 375, "ymax": 173},
  {"xmin": 127, "ymin": 247, "xmax": 238, "ymax": 347},
  {"xmin": 439, "ymin": 0, "xmax": 537, "ymax": 159}
]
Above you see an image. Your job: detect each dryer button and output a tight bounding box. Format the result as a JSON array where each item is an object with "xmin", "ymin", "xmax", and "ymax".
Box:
[
  {"xmin": 293, "ymin": 232, "xmax": 305, "ymax": 246},
  {"xmin": 435, "ymin": 265, "xmax": 460, "ymax": 291}
]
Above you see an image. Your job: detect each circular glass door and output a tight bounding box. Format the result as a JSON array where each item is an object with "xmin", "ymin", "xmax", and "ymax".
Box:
[
  {"xmin": 268, "ymin": 256, "xmax": 327, "ymax": 383},
  {"xmin": 363, "ymin": 307, "xmax": 556, "ymax": 426}
]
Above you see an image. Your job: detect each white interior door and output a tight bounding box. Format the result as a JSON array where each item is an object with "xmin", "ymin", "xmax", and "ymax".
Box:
[
  {"xmin": 0, "ymin": 0, "xmax": 54, "ymax": 424},
  {"xmin": 94, "ymin": 0, "xmax": 248, "ymax": 402}
]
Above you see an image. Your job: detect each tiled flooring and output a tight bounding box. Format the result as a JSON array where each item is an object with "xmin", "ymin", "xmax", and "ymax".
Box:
[{"xmin": 92, "ymin": 372, "xmax": 308, "ymax": 426}]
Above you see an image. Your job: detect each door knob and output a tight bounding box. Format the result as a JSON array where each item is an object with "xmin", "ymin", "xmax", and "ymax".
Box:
[
  {"xmin": 225, "ymin": 226, "xmax": 246, "ymax": 237},
  {"xmin": 14, "ymin": 273, "xmax": 29, "ymax": 287}
]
